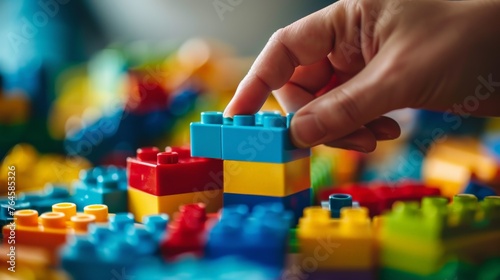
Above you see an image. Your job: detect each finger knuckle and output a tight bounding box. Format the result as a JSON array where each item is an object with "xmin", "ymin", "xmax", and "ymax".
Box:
[{"xmin": 333, "ymin": 88, "xmax": 363, "ymax": 128}]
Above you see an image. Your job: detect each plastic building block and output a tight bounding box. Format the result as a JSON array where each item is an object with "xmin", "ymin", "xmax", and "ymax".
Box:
[
  {"xmin": 125, "ymin": 70, "xmax": 170, "ymax": 114},
  {"xmin": 205, "ymin": 203, "xmax": 292, "ymax": 269},
  {"xmin": 329, "ymin": 193, "xmax": 353, "ymax": 218},
  {"xmin": 380, "ymin": 195, "xmax": 500, "ymax": 276},
  {"xmin": 127, "ymin": 186, "xmax": 222, "ymax": 222},
  {"xmin": 72, "ymin": 166, "xmax": 128, "ymax": 213},
  {"xmin": 288, "ymin": 228, "xmax": 299, "ymax": 253},
  {"xmin": 318, "ymin": 181, "xmax": 441, "ymax": 216},
  {"xmin": 60, "ymin": 213, "xmax": 168, "ymax": 280},
  {"xmin": 190, "ymin": 111, "xmax": 223, "ymax": 158},
  {"xmin": 422, "ymin": 138, "xmax": 498, "ymax": 197},
  {"xmin": 2, "ymin": 202, "xmax": 109, "ymax": 265},
  {"xmin": 464, "ymin": 180, "xmax": 497, "ymax": 200},
  {"xmin": 0, "ymin": 184, "xmax": 72, "ymax": 225},
  {"xmin": 223, "ymin": 157, "xmax": 310, "ymax": 197},
  {"xmin": 484, "ymin": 132, "xmax": 500, "ymax": 162},
  {"xmin": 221, "ymin": 113, "xmax": 311, "ymax": 163},
  {"xmin": 160, "ymin": 203, "xmax": 212, "ymax": 260},
  {"xmin": 311, "ymin": 155, "xmax": 334, "ymax": 199},
  {"xmin": 380, "ymin": 259, "xmax": 478, "ymax": 280},
  {"xmin": 0, "ymin": 245, "xmax": 68, "ymax": 280},
  {"xmin": 383, "ymin": 195, "xmax": 500, "ymax": 240},
  {"xmin": 223, "ymin": 188, "xmax": 311, "ymax": 225},
  {"xmin": 477, "ymin": 258, "xmax": 500, "ymax": 280},
  {"xmin": 133, "ymin": 256, "xmax": 280, "ymax": 280},
  {"xmin": 127, "ymin": 146, "xmax": 223, "ymax": 196},
  {"xmin": 64, "ymin": 107, "xmax": 174, "ymax": 164},
  {"xmin": 297, "ymin": 206, "xmax": 375, "ymax": 271},
  {"xmin": 0, "ymin": 143, "xmax": 91, "ymax": 195}
]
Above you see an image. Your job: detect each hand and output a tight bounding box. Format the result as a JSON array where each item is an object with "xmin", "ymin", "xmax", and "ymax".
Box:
[{"xmin": 224, "ymin": 0, "xmax": 500, "ymax": 152}]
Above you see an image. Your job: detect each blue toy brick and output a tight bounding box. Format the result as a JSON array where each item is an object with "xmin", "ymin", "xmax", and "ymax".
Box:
[
  {"xmin": 133, "ymin": 256, "xmax": 280, "ymax": 280},
  {"xmin": 484, "ymin": 133, "xmax": 500, "ymax": 161},
  {"xmin": 0, "ymin": 184, "xmax": 71, "ymax": 236},
  {"xmin": 464, "ymin": 180, "xmax": 497, "ymax": 200},
  {"xmin": 329, "ymin": 193, "xmax": 353, "ymax": 218},
  {"xmin": 143, "ymin": 214, "xmax": 169, "ymax": 243},
  {"xmin": 190, "ymin": 112, "xmax": 223, "ymax": 158},
  {"xmin": 223, "ymin": 188, "xmax": 311, "ymax": 225},
  {"xmin": 205, "ymin": 203, "xmax": 292, "ymax": 270},
  {"xmin": 221, "ymin": 113, "xmax": 310, "ymax": 163},
  {"xmin": 64, "ymin": 107, "xmax": 174, "ymax": 164},
  {"xmin": 0, "ymin": 184, "xmax": 71, "ymax": 218},
  {"xmin": 322, "ymin": 199, "xmax": 360, "ymax": 211},
  {"xmin": 72, "ymin": 166, "xmax": 128, "ymax": 213},
  {"xmin": 60, "ymin": 213, "xmax": 168, "ymax": 280}
]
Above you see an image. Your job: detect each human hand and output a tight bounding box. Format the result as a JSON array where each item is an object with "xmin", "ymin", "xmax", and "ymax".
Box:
[{"xmin": 224, "ymin": 0, "xmax": 500, "ymax": 152}]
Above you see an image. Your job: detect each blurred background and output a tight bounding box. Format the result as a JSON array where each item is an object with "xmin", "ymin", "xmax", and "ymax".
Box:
[{"xmin": 0, "ymin": 0, "xmax": 499, "ymax": 200}]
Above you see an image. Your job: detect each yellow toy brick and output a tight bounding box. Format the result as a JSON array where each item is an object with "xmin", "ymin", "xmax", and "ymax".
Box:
[
  {"xmin": 127, "ymin": 186, "xmax": 222, "ymax": 222},
  {"xmin": 422, "ymin": 138, "xmax": 498, "ymax": 197},
  {"xmin": 0, "ymin": 144, "xmax": 91, "ymax": 195},
  {"xmin": 297, "ymin": 206, "xmax": 375, "ymax": 270},
  {"xmin": 223, "ymin": 157, "xmax": 310, "ymax": 197}
]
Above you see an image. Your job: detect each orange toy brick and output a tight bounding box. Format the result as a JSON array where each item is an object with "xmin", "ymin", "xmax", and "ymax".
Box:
[
  {"xmin": 2, "ymin": 203, "xmax": 109, "ymax": 265},
  {"xmin": 0, "ymin": 244, "xmax": 68, "ymax": 280}
]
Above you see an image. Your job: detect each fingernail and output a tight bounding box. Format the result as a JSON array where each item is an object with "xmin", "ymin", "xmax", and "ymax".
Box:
[
  {"xmin": 374, "ymin": 132, "xmax": 397, "ymax": 140},
  {"xmin": 291, "ymin": 114, "xmax": 326, "ymax": 147}
]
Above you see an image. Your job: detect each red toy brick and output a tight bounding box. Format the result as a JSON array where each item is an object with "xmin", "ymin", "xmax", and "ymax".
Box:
[
  {"xmin": 125, "ymin": 70, "xmax": 170, "ymax": 114},
  {"xmin": 127, "ymin": 146, "xmax": 223, "ymax": 196},
  {"xmin": 318, "ymin": 181, "xmax": 442, "ymax": 216},
  {"xmin": 160, "ymin": 203, "xmax": 214, "ymax": 261},
  {"xmin": 319, "ymin": 183, "xmax": 383, "ymax": 216}
]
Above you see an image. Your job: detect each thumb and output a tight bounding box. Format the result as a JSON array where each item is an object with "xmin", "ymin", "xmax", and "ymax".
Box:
[{"xmin": 290, "ymin": 55, "xmax": 405, "ymax": 148}]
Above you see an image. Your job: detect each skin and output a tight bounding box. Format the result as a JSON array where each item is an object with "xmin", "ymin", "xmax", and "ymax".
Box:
[{"xmin": 224, "ymin": 0, "xmax": 500, "ymax": 152}]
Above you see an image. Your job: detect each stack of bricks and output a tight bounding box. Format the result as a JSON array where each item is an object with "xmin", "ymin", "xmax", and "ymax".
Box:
[
  {"xmin": 127, "ymin": 146, "xmax": 223, "ymax": 222},
  {"xmin": 190, "ymin": 111, "xmax": 311, "ymax": 224}
]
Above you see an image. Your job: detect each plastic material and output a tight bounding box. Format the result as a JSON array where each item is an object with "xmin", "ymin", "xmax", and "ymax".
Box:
[
  {"xmin": 329, "ymin": 193, "xmax": 353, "ymax": 218},
  {"xmin": 127, "ymin": 186, "xmax": 222, "ymax": 222},
  {"xmin": 222, "ymin": 113, "xmax": 310, "ymax": 163},
  {"xmin": 73, "ymin": 166, "xmax": 128, "ymax": 213},
  {"xmin": 319, "ymin": 181, "xmax": 442, "ymax": 216},
  {"xmin": 190, "ymin": 111, "xmax": 223, "ymax": 158},
  {"xmin": 223, "ymin": 188, "xmax": 311, "ymax": 225},
  {"xmin": 223, "ymin": 157, "xmax": 310, "ymax": 197},
  {"xmin": 60, "ymin": 212, "xmax": 168, "ymax": 280},
  {"xmin": 160, "ymin": 203, "xmax": 211, "ymax": 261},
  {"xmin": 205, "ymin": 203, "xmax": 292, "ymax": 269},
  {"xmin": 2, "ymin": 203, "xmax": 109, "ymax": 265},
  {"xmin": 380, "ymin": 195, "xmax": 500, "ymax": 275},
  {"xmin": 297, "ymin": 206, "xmax": 375, "ymax": 270},
  {"xmin": 127, "ymin": 146, "xmax": 223, "ymax": 196}
]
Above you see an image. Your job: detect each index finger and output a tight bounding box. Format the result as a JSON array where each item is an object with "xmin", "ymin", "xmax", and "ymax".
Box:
[{"xmin": 224, "ymin": 4, "xmax": 341, "ymax": 116}]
